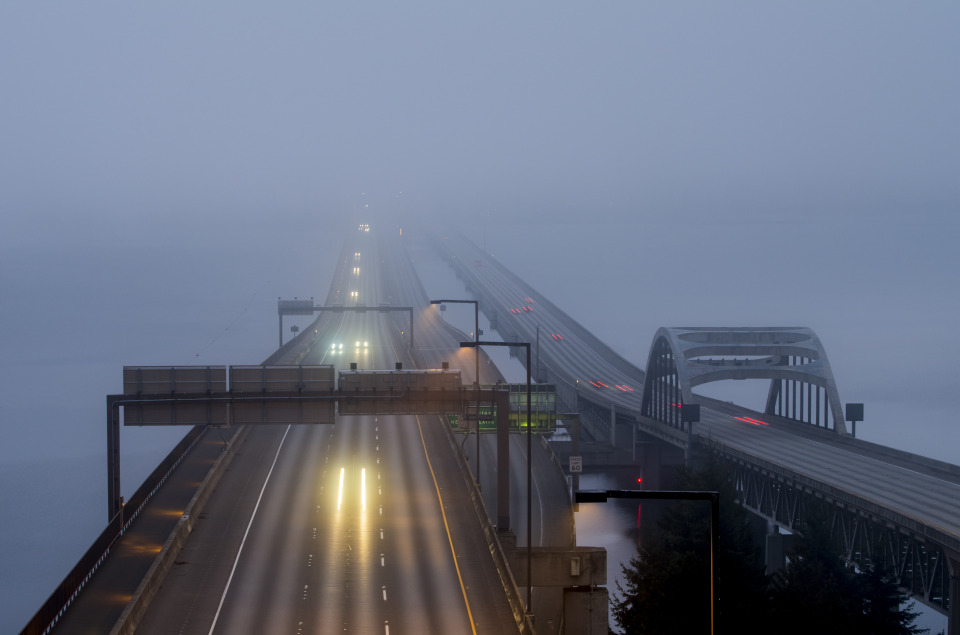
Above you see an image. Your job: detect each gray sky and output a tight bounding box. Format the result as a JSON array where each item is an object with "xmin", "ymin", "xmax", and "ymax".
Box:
[
  {"xmin": 3, "ymin": 3, "xmax": 956, "ymax": 228},
  {"xmin": 1, "ymin": 3, "xmax": 959, "ymax": 631},
  {"xmin": 2, "ymin": 2, "xmax": 958, "ymax": 454}
]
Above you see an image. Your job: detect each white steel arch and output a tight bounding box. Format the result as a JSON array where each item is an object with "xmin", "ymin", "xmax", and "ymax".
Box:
[{"xmin": 641, "ymin": 327, "xmax": 848, "ymax": 434}]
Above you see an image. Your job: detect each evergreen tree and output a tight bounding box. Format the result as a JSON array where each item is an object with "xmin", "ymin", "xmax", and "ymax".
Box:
[
  {"xmin": 770, "ymin": 505, "xmax": 927, "ymax": 634},
  {"xmin": 613, "ymin": 460, "xmax": 930, "ymax": 634},
  {"xmin": 857, "ymin": 562, "xmax": 927, "ymax": 635},
  {"xmin": 612, "ymin": 458, "xmax": 769, "ymax": 634}
]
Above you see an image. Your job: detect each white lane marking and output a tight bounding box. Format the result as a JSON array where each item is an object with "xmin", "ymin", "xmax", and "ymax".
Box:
[
  {"xmin": 208, "ymin": 424, "xmax": 292, "ymax": 635},
  {"xmin": 513, "ymin": 434, "xmax": 547, "ymax": 546}
]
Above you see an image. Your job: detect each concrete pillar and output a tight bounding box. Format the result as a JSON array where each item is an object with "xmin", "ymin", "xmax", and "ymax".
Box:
[
  {"xmin": 496, "ymin": 390, "xmax": 511, "ymax": 531},
  {"xmin": 609, "ymin": 402, "xmax": 616, "ymax": 446},
  {"xmin": 948, "ymin": 552, "xmax": 960, "ymax": 635},
  {"xmin": 765, "ymin": 525, "xmax": 792, "ymax": 575},
  {"xmin": 642, "ymin": 442, "xmax": 662, "ymax": 490},
  {"xmin": 563, "ymin": 587, "xmax": 608, "ymax": 635}
]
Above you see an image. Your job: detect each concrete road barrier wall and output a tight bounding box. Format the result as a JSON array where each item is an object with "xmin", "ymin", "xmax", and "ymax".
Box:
[{"xmin": 108, "ymin": 425, "xmax": 251, "ymax": 635}]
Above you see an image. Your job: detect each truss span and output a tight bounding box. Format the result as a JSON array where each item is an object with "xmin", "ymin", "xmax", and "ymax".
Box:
[{"xmin": 640, "ymin": 327, "xmax": 848, "ymax": 434}]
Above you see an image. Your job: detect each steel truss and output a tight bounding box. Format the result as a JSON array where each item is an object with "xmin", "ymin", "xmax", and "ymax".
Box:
[
  {"xmin": 640, "ymin": 336, "xmax": 687, "ymax": 430},
  {"xmin": 723, "ymin": 454, "xmax": 950, "ymax": 614}
]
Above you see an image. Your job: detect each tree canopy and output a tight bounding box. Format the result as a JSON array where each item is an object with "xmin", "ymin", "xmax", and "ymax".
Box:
[{"xmin": 612, "ymin": 458, "xmax": 929, "ymax": 635}]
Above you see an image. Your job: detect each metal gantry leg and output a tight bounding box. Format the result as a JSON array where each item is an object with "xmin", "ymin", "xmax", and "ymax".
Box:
[{"xmin": 107, "ymin": 396, "xmax": 122, "ymax": 521}]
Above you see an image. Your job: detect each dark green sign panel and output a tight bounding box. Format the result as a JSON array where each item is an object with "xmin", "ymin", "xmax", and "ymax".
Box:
[{"xmin": 450, "ymin": 384, "xmax": 557, "ymax": 432}]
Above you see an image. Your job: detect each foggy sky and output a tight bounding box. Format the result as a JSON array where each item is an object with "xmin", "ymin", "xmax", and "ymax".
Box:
[
  {"xmin": 1, "ymin": 0, "xmax": 958, "ymax": 465},
  {"xmin": 2, "ymin": 2, "xmax": 958, "ymax": 456},
  {"xmin": 3, "ymin": 3, "xmax": 957, "ymax": 228}
]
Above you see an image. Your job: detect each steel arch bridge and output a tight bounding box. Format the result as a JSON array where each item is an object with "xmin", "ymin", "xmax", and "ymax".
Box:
[{"xmin": 640, "ymin": 326, "xmax": 848, "ymax": 434}]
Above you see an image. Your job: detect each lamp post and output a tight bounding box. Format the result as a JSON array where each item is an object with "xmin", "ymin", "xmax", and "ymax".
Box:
[
  {"xmin": 432, "ymin": 300, "xmax": 482, "ymax": 488},
  {"xmin": 536, "ymin": 323, "xmax": 541, "ymax": 382},
  {"xmin": 460, "ymin": 339, "xmax": 533, "ymax": 619}
]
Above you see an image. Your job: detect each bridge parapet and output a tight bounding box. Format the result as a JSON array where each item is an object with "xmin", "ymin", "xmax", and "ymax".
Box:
[{"xmin": 641, "ymin": 327, "xmax": 848, "ymax": 433}]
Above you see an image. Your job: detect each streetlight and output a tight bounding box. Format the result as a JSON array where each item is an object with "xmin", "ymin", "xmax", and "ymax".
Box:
[
  {"xmin": 432, "ymin": 299, "xmax": 482, "ymax": 489},
  {"xmin": 536, "ymin": 323, "xmax": 541, "ymax": 382},
  {"xmin": 460, "ymin": 339, "xmax": 533, "ymax": 619}
]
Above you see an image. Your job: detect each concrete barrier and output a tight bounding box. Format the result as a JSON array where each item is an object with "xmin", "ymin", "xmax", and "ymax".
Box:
[
  {"xmin": 108, "ymin": 425, "xmax": 251, "ymax": 635},
  {"xmin": 442, "ymin": 422, "xmax": 535, "ymax": 634}
]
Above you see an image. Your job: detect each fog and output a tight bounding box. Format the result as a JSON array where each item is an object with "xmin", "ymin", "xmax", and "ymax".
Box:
[{"xmin": 1, "ymin": 2, "xmax": 958, "ymax": 632}]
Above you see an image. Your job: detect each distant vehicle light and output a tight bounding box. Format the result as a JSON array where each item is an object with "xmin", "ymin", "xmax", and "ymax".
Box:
[{"xmin": 735, "ymin": 416, "xmax": 769, "ymax": 426}]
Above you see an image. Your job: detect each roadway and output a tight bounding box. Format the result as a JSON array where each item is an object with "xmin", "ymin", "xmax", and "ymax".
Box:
[
  {"xmin": 433, "ymin": 230, "xmax": 960, "ymax": 553},
  {"xmin": 134, "ymin": 225, "xmax": 568, "ymax": 634}
]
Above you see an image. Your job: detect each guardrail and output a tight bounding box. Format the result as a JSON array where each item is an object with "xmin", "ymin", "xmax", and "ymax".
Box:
[
  {"xmin": 440, "ymin": 415, "xmax": 534, "ymax": 633},
  {"xmin": 20, "ymin": 426, "xmax": 205, "ymax": 635}
]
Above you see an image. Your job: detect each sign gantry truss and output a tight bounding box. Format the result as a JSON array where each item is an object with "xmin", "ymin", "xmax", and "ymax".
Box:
[{"xmin": 277, "ymin": 299, "xmax": 415, "ymax": 349}]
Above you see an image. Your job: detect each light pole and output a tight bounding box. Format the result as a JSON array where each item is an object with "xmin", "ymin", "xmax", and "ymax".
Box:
[
  {"xmin": 460, "ymin": 339, "xmax": 533, "ymax": 619},
  {"xmin": 536, "ymin": 323, "xmax": 541, "ymax": 382},
  {"xmin": 431, "ymin": 299, "xmax": 482, "ymax": 488}
]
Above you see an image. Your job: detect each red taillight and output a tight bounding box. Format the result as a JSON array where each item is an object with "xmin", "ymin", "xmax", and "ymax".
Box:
[{"xmin": 735, "ymin": 416, "xmax": 769, "ymax": 426}]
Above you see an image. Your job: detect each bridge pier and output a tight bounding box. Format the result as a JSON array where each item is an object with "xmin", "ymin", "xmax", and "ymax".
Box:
[
  {"xmin": 949, "ymin": 552, "xmax": 960, "ymax": 635},
  {"xmin": 764, "ymin": 523, "xmax": 793, "ymax": 575},
  {"xmin": 609, "ymin": 402, "xmax": 616, "ymax": 446},
  {"xmin": 640, "ymin": 441, "xmax": 662, "ymax": 490}
]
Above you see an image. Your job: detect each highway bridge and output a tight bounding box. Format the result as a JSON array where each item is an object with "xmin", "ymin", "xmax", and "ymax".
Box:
[
  {"xmin": 436, "ymin": 230, "xmax": 960, "ymax": 631},
  {"xmin": 24, "ymin": 222, "xmax": 960, "ymax": 635}
]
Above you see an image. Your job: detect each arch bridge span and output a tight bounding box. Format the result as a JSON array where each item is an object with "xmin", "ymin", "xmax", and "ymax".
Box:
[{"xmin": 640, "ymin": 326, "xmax": 848, "ymax": 434}]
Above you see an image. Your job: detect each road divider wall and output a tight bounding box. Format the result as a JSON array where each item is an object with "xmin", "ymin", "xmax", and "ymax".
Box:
[{"xmin": 108, "ymin": 425, "xmax": 251, "ymax": 635}]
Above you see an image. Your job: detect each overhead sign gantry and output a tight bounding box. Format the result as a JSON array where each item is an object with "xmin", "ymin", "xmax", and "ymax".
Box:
[
  {"xmin": 108, "ymin": 365, "xmax": 521, "ymax": 534},
  {"xmin": 277, "ymin": 298, "xmax": 415, "ymax": 349}
]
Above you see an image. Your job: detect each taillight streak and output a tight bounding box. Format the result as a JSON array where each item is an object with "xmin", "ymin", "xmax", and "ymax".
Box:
[{"xmin": 735, "ymin": 416, "xmax": 769, "ymax": 426}]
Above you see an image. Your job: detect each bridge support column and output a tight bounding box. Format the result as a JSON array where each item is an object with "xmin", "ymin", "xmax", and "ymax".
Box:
[
  {"xmin": 496, "ymin": 390, "xmax": 511, "ymax": 531},
  {"xmin": 765, "ymin": 525, "xmax": 791, "ymax": 575},
  {"xmin": 948, "ymin": 552, "xmax": 960, "ymax": 635},
  {"xmin": 641, "ymin": 442, "xmax": 662, "ymax": 490},
  {"xmin": 609, "ymin": 402, "xmax": 616, "ymax": 446}
]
